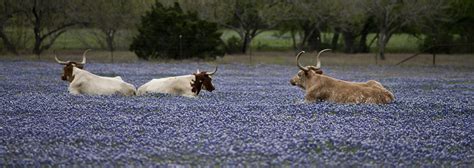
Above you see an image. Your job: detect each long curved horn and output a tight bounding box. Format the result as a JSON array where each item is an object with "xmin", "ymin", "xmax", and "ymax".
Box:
[
  {"xmin": 315, "ymin": 49, "xmax": 331, "ymax": 69},
  {"xmin": 206, "ymin": 65, "xmax": 218, "ymax": 75},
  {"xmin": 54, "ymin": 51, "xmax": 69, "ymax": 65},
  {"xmin": 296, "ymin": 51, "xmax": 308, "ymax": 71},
  {"xmin": 79, "ymin": 49, "xmax": 91, "ymax": 65}
]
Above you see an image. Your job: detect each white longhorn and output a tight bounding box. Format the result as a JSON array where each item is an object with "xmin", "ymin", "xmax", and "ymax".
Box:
[
  {"xmin": 137, "ymin": 66, "xmax": 217, "ymax": 97},
  {"xmin": 55, "ymin": 49, "xmax": 136, "ymax": 96},
  {"xmin": 67, "ymin": 67, "xmax": 136, "ymax": 96}
]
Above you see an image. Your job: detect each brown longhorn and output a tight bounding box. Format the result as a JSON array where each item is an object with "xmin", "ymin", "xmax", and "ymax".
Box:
[{"xmin": 290, "ymin": 50, "xmax": 394, "ymax": 104}]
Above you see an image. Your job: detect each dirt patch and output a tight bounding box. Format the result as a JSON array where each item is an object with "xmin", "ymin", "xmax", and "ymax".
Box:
[
  {"xmin": 218, "ymin": 51, "xmax": 474, "ymax": 67},
  {"xmin": 1, "ymin": 50, "xmax": 473, "ymax": 67}
]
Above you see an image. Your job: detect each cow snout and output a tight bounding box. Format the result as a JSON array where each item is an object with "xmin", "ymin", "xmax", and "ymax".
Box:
[
  {"xmin": 290, "ymin": 79, "xmax": 296, "ymax": 86},
  {"xmin": 208, "ymin": 87, "xmax": 215, "ymax": 92},
  {"xmin": 204, "ymin": 84, "xmax": 215, "ymax": 92}
]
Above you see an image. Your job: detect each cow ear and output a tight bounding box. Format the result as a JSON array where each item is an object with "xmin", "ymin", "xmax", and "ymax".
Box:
[{"xmin": 315, "ymin": 69, "xmax": 323, "ymax": 74}]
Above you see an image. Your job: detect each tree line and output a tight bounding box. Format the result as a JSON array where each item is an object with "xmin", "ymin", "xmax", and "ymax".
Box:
[
  {"xmin": 1, "ymin": 0, "xmax": 472, "ymax": 59},
  {"xmin": 0, "ymin": 0, "xmax": 149, "ymax": 56}
]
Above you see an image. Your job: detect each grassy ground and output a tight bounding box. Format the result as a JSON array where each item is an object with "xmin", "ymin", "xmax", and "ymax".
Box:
[
  {"xmin": 219, "ymin": 52, "xmax": 474, "ymax": 67},
  {"xmin": 1, "ymin": 50, "xmax": 473, "ymax": 67}
]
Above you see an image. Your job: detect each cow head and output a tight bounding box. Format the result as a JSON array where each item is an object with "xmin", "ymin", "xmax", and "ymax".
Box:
[
  {"xmin": 290, "ymin": 49, "xmax": 331, "ymax": 89},
  {"xmin": 191, "ymin": 66, "xmax": 217, "ymax": 95},
  {"xmin": 55, "ymin": 49, "xmax": 90, "ymax": 82}
]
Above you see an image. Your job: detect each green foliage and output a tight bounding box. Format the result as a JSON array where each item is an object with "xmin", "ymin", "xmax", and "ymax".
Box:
[
  {"xmin": 224, "ymin": 36, "xmax": 242, "ymax": 54},
  {"xmin": 418, "ymin": 0, "xmax": 474, "ymax": 53},
  {"xmin": 420, "ymin": 32, "xmax": 454, "ymax": 54},
  {"xmin": 129, "ymin": 2, "xmax": 224, "ymax": 60}
]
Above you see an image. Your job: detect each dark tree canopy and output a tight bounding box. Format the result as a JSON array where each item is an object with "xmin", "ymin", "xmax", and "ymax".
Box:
[
  {"xmin": 1, "ymin": 0, "xmax": 472, "ymax": 57},
  {"xmin": 130, "ymin": 2, "xmax": 224, "ymax": 60}
]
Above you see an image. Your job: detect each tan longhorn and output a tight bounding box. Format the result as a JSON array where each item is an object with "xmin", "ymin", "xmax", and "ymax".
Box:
[{"xmin": 290, "ymin": 50, "xmax": 394, "ymax": 104}]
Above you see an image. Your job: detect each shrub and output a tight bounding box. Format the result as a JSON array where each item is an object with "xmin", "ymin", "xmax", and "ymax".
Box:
[
  {"xmin": 224, "ymin": 36, "xmax": 242, "ymax": 54},
  {"xmin": 130, "ymin": 2, "xmax": 224, "ymax": 60},
  {"xmin": 419, "ymin": 32, "xmax": 454, "ymax": 54}
]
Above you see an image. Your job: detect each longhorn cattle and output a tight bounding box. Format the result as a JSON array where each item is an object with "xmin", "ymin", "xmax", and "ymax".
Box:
[
  {"xmin": 290, "ymin": 50, "xmax": 394, "ymax": 104},
  {"xmin": 137, "ymin": 66, "xmax": 217, "ymax": 97},
  {"xmin": 55, "ymin": 49, "xmax": 136, "ymax": 96}
]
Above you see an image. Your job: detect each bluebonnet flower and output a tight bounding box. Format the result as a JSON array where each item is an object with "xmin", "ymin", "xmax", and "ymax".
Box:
[{"xmin": 0, "ymin": 61, "xmax": 472, "ymax": 166}]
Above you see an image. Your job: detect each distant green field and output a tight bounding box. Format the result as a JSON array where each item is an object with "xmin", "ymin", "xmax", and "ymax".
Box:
[
  {"xmin": 225, "ymin": 31, "xmax": 421, "ymax": 53},
  {"xmin": 2, "ymin": 28, "xmax": 422, "ymax": 53},
  {"xmin": 52, "ymin": 29, "xmax": 135, "ymax": 50}
]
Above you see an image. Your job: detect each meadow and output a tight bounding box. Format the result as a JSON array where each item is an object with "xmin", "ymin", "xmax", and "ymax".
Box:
[
  {"xmin": 2, "ymin": 29, "xmax": 421, "ymax": 53},
  {"xmin": 0, "ymin": 60, "xmax": 472, "ymax": 166}
]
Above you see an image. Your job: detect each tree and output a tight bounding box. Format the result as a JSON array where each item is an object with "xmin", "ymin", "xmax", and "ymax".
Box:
[
  {"xmin": 452, "ymin": 0, "xmax": 474, "ymax": 44},
  {"xmin": 23, "ymin": 0, "xmax": 85, "ymax": 56},
  {"xmin": 274, "ymin": 0, "xmax": 334, "ymax": 51},
  {"xmin": 0, "ymin": 0, "xmax": 25, "ymax": 55},
  {"xmin": 188, "ymin": 0, "xmax": 280, "ymax": 54},
  {"xmin": 365, "ymin": 0, "xmax": 446, "ymax": 59},
  {"xmin": 84, "ymin": 0, "xmax": 144, "ymax": 62},
  {"xmin": 444, "ymin": 0, "xmax": 474, "ymax": 52},
  {"xmin": 130, "ymin": 2, "xmax": 224, "ymax": 60},
  {"xmin": 331, "ymin": 0, "xmax": 374, "ymax": 53}
]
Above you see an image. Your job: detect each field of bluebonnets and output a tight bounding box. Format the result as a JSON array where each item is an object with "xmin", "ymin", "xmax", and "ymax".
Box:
[{"xmin": 0, "ymin": 60, "xmax": 473, "ymax": 166}]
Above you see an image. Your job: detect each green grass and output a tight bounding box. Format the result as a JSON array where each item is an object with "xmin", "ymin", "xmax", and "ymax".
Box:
[
  {"xmin": 2, "ymin": 28, "xmax": 423, "ymax": 53},
  {"xmin": 219, "ymin": 30, "xmax": 294, "ymax": 51},
  {"xmin": 1, "ymin": 28, "xmax": 135, "ymax": 51},
  {"xmin": 221, "ymin": 30, "xmax": 422, "ymax": 52},
  {"xmin": 366, "ymin": 33, "xmax": 421, "ymax": 53},
  {"xmin": 52, "ymin": 29, "xmax": 135, "ymax": 50}
]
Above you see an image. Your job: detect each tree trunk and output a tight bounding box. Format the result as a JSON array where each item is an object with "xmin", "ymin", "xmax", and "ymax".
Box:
[
  {"xmin": 30, "ymin": 0, "xmax": 78, "ymax": 56},
  {"xmin": 33, "ymin": 36, "xmax": 43, "ymax": 56},
  {"xmin": 240, "ymin": 29, "xmax": 257, "ymax": 54},
  {"xmin": 357, "ymin": 17, "xmax": 373, "ymax": 53},
  {"xmin": 358, "ymin": 31, "xmax": 369, "ymax": 53},
  {"xmin": 377, "ymin": 32, "xmax": 389, "ymax": 60},
  {"xmin": 240, "ymin": 31, "xmax": 250, "ymax": 54},
  {"xmin": 0, "ymin": 29, "xmax": 18, "ymax": 55},
  {"xmin": 307, "ymin": 29, "xmax": 321, "ymax": 51},
  {"xmin": 105, "ymin": 29, "xmax": 116, "ymax": 63},
  {"xmin": 32, "ymin": 0, "xmax": 42, "ymax": 56},
  {"xmin": 110, "ymin": 51, "xmax": 114, "ymax": 63},
  {"xmin": 300, "ymin": 28, "xmax": 311, "ymax": 50},
  {"xmin": 33, "ymin": 30, "xmax": 65, "ymax": 56},
  {"xmin": 331, "ymin": 28, "xmax": 340, "ymax": 51},
  {"xmin": 298, "ymin": 22, "xmax": 318, "ymax": 50},
  {"xmin": 342, "ymin": 31, "xmax": 356, "ymax": 53},
  {"xmin": 291, "ymin": 29, "xmax": 297, "ymax": 50}
]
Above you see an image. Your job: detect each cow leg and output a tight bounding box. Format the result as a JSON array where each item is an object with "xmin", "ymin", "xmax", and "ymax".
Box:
[
  {"xmin": 183, "ymin": 94, "xmax": 197, "ymax": 98},
  {"xmin": 68, "ymin": 82, "xmax": 83, "ymax": 95},
  {"xmin": 304, "ymin": 92, "xmax": 319, "ymax": 103},
  {"xmin": 68, "ymin": 87, "xmax": 81, "ymax": 95},
  {"xmin": 367, "ymin": 80, "xmax": 385, "ymax": 89}
]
